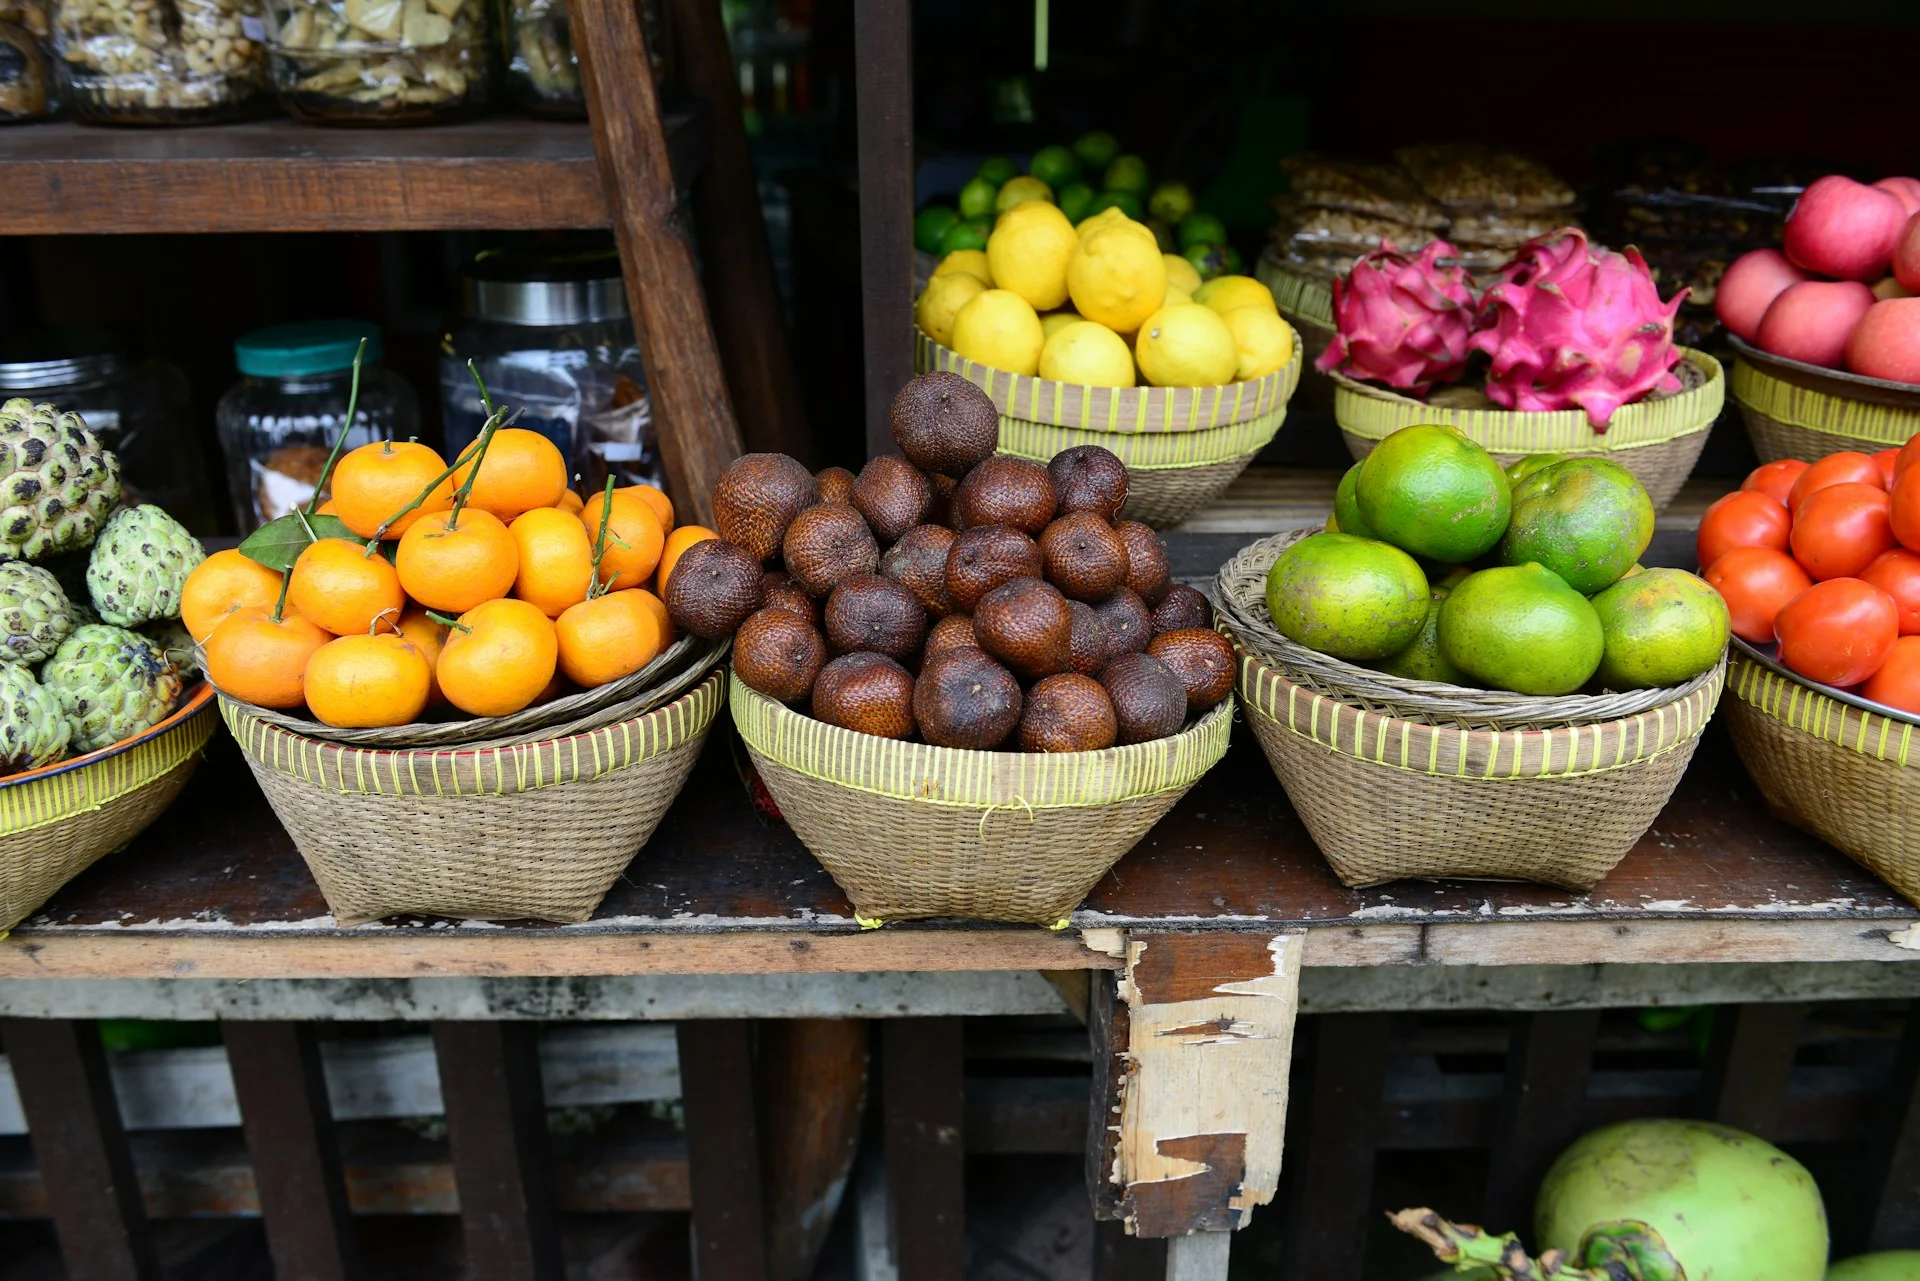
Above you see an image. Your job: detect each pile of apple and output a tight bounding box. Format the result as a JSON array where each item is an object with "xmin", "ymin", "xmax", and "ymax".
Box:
[{"xmin": 1716, "ymin": 175, "xmax": 1920, "ymax": 383}]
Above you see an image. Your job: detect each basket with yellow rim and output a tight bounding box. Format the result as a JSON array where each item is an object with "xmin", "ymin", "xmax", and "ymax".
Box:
[
  {"xmin": 914, "ymin": 329, "xmax": 1301, "ymax": 529},
  {"xmin": 1255, "ymin": 249, "xmax": 1337, "ymax": 410},
  {"xmin": 1728, "ymin": 335, "xmax": 1920, "ymax": 463}
]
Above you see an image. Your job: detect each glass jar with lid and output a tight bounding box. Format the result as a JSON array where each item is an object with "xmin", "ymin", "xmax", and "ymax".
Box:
[
  {"xmin": 0, "ymin": 0, "xmax": 54, "ymax": 122},
  {"xmin": 503, "ymin": 0, "xmax": 668, "ymax": 118},
  {"xmin": 440, "ymin": 246, "xmax": 657, "ymax": 491},
  {"xmin": 0, "ymin": 328, "xmax": 214, "ymax": 532},
  {"xmin": 216, "ymin": 321, "xmax": 419, "ymax": 533},
  {"xmin": 51, "ymin": 0, "xmax": 268, "ymax": 123},
  {"xmin": 264, "ymin": 0, "xmax": 492, "ymax": 124}
]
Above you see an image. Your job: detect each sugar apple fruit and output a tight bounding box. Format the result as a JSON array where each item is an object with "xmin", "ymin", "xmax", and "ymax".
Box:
[
  {"xmin": 0, "ymin": 561, "xmax": 73, "ymax": 664},
  {"xmin": 142, "ymin": 619, "xmax": 200, "ymax": 679},
  {"xmin": 0, "ymin": 662, "xmax": 68, "ymax": 773},
  {"xmin": 86, "ymin": 504, "xmax": 205, "ymax": 628},
  {"xmin": 0, "ymin": 399, "xmax": 122, "ymax": 560},
  {"xmin": 40, "ymin": 624, "xmax": 182, "ymax": 754}
]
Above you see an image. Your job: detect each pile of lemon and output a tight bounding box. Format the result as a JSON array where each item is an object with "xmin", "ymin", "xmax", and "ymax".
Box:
[{"xmin": 915, "ymin": 205, "xmax": 1294, "ymax": 389}]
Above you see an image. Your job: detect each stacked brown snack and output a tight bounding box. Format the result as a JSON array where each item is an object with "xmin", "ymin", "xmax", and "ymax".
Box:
[{"xmin": 666, "ymin": 373, "xmax": 1234, "ymax": 752}]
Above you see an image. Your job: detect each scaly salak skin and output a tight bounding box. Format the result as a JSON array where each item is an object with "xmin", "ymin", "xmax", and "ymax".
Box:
[{"xmin": 1389, "ymin": 1208, "xmax": 1688, "ymax": 1281}]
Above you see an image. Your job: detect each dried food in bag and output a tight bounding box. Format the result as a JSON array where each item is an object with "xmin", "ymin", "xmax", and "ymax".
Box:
[
  {"xmin": 1277, "ymin": 152, "xmax": 1447, "ymax": 228},
  {"xmin": 1392, "ymin": 140, "xmax": 1577, "ymax": 212}
]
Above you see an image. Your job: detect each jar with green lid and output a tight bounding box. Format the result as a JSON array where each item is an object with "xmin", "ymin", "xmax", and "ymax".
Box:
[
  {"xmin": 216, "ymin": 321, "xmax": 419, "ymax": 533},
  {"xmin": 264, "ymin": 0, "xmax": 493, "ymax": 124},
  {"xmin": 502, "ymin": 0, "xmax": 667, "ymax": 118}
]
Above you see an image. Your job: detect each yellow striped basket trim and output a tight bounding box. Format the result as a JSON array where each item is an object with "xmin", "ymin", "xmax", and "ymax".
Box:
[
  {"xmin": 997, "ymin": 404, "xmax": 1287, "ymax": 471},
  {"xmin": 914, "ymin": 329, "xmax": 1301, "ymax": 432},
  {"xmin": 0, "ymin": 689, "xmax": 217, "ymax": 836},
  {"xmin": 1334, "ymin": 350, "xmax": 1724, "ymax": 453},
  {"xmin": 1729, "ymin": 358, "xmax": 1920, "ymax": 449},
  {"xmin": 219, "ymin": 671, "xmax": 726, "ymax": 799},
  {"xmin": 1730, "ymin": 650, "xmax": 1920, "ymax": 767},
  {"xmin": 730, "ymin": 674, "xmax": 1231, "ymax": 810},
  {"xmin": 1256, "ymin": 253, "xmax": 1335, "ymax": 328},
  {"xmin": 1239, "ymin": 653, "xmax": 1723, "ymax": 780}
]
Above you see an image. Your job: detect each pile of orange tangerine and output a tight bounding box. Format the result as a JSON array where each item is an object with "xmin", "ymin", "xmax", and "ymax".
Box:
[{"xmin": 185, "ymin": 428, "xmax": 717, "ymax": 729}]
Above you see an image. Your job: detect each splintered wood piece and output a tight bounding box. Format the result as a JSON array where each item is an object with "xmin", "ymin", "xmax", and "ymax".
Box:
[
  {"xmin": 432, "ymin": 1023, "xmax": 561, "ymax": 1281},
  {"xmin": 1698, "ymin": 1002, "xmax": 1807, "ymax": 1138},
  {"xmin": 853, "ymin": 0, "xmax": 915, "ymax": 457},
  {"xmin": 677, "ymin": 1020, "xmax": 770, "ymax": 1281},
  {"xmin": 1279, "ymin": 1014, "xmax": 1392, "ymax": 1279},
  {"xmin": 1482, "ymin": 1010, "xmax": 1601, "ymax": 1232},
  {"xmin": 759, "ymin": 1020, "xmax": 867, "ymax": 1281},
  {"xmin": 884, "ymin": 1018, "xmax": 965, "ymax": 1281},
  {"xmin": 1113, "ymin": 932, "xmax": 1305, "ymax": 1239}
]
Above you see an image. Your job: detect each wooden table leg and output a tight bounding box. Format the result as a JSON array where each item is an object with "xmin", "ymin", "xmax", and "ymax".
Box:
[
  {"xmin": 1279, "ymin": 1014, "xmax": 1392, "ymax": 1279},
  {"xmin": 432, "ymin": 1022, "xmax": 562, "ymax": 1281},
  {"xmin": 852, "ymin": 0, "xmax": 915, "ymax": 458},
  {"xmin": 1481, "ymin": 1010, "xmax": 1600, "ymax": 1232},
  {"xmin": 759, "ymin": 1019, "xmax": 868, "ymax": 1281},
  {"xmin": 1163, "ymin": 1231, "xmax": 1231, "ymax": 1281},
  {"xmin": 1854, "ymin": 998, "xmax": 1920, "ymax": 1251},
  {"xmin": 1, "ymin": 1018, "xmax": 159, "ymax": 1281},
  {"xmin": 883, "ymin": 1017, "xmax": 965, "ymax": 1281},
  {"xmin": 1698, "ymin": 1002, "xmax": 1806, "ymax": 1138},
  {"xmin": 678, "ymin": 1019, "xmax": 771, "ymax": 1281}
]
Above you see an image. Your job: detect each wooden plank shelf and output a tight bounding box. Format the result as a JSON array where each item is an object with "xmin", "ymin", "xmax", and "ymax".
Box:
[{"xmin": 0, "ymin": 108, "xmax": 707, "ymax": 234}]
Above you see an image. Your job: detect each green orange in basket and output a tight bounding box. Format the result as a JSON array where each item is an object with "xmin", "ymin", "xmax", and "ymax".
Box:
[
  {"xmin": 1500, "ymin": 458, "xmax": 1654, "ymax": 594},
  {"xmin": 1588, "ymin": 568, "xmax": 1729, "ymax": 691},
  {"xmin": 1504, "ymin": 453, "xmax": 1565, "ymax": 486},
  {"xmin": 1265, "ymin": 532, "xmax": 1430, "ymax": 662},
  {"xmin": 1438, "ymin": 564, "xmax": 1604, "ymax": 696},
  {"xmin": 1355, "ymin": 424, "xmax": 1511, "ymax": 563},
  {"xmin": 1331, "ymin": 462, "xmax": 1378, "ymax": 540},
  {"xmin": 1373, "ymin": 585, "xmax": 1469, "ymax": 686}
]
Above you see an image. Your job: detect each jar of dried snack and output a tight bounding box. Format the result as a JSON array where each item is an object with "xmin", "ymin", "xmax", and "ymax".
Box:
[
  {"xmin": 52, "ymin": 0, "xmax": 268, "ymax": 123},
  {"xmin": 265, "ymin": 0, "xmax": 493, "ymax": 124},
  {"xmin": 503, "ymin": 0, "xmax": 667, "ymax": 118},
  {"xmin": 216, "ymin": 321, "xmax": 419, "ymax": 533}
]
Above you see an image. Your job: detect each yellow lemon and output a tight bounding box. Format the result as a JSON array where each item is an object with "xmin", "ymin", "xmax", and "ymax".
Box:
[
  {"xmin": 1220, "ymin": 305, "xmax": 1295, "ymax": 381},
  {"xmin": 915, "ymin": 272, "xmax": 987, "ymax": 347},
  {"xmin": 1075, "ymin": 206, "xmax": 1155, "ymax": 244},
  {"xmin": 986, "ymin": 201, "xmax": 1077, "ymax": 312},
  {"xmin": 1163, "ymin": 283, "xmax": 1193, "ymax": 307},
  {"xmin": 1135, "ymin": 303, "xmax": 1237, "ymax": 387},
  {"xmin": 1162, "ymin": 253, "xmax": 1203, "ymax": 295},
  {"xmin": 933, "ymin": 249, "xmax": 992, "ymax": 285},
  {"xmin": 1039, "ymin": 321, "xmax": 1136, "ymax": 387},
  {"xmin": 1068, "ymin": 225, "xmax": 1168, "ymax": 334},
  {"xmin": 1194, "ymin": 274, "xmax": 1278, "ymax": 317},
  {"xmin": 993, "ymin": 175, "xmax": 1053, "ymax": 215},
  {"xmin": 1040, "ymin": 310, "xmax": 1084, "ymax": 338},
  {"xmin": 950, "ymin": 288, "xmax": 1046, "ymax": 376}
]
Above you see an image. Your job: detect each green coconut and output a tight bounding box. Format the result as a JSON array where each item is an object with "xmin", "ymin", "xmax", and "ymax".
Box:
[
  {"xmin": 1536, "ymin": 1119, "xmax": 1827, "ymax": 1281},
  {"xmin": 1830, "ymin": 1254, "xmax": 1920, "ymax": 1281}
]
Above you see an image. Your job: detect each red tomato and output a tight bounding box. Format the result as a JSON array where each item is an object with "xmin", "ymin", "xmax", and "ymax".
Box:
[
  {"xmin": 1789, "ymin": 451, "xmax": 1884, "ymax": 510},
  {"xmin": 1696, "ymin": 490, "xmax": 1791, "ymax": 570},
  {"xmin": 1893, "ymin": 465, "xmax": 1920, "ymax": 551},
  {"xmin": 1742, "ymin": 459, "xmax": 1809, "ymax": 507},
  {"xmin": 1860, "ymin": 548, "xmax": 1920, "ymax": 634},
  {"xmin": 1774, "ymin": 578, "xmax": 1899, "ymax": 687},
  {"xmin": 1790, "ymin": 482, "xmax": 1895, "ymax": 579},
  {"xmin": 1898, "ymin": 434, "xmax": 1920, "ymax": 480},
  {"xmin": 1705, "ymin": 546, "xmax": 1815, "ymax": 643},
  {"xmin": 1878, "ymin": 448, "xmax": 1903, "ymax": 489},
  {"xmin": 1862, "ymin": 635, "xmax": 1920, "ymax": 714}
]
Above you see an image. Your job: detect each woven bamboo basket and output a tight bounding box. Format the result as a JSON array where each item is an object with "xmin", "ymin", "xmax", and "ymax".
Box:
[
  {"xmin": 220, "ymin": 669, "xmax": 727, "ymax": 925},
  {"xmin": 1330, "ymin": 350, "xmax": 1724, "ymax": 511},
  {"xmin": 913, "ymin": 329, "xmax": 1302, "ymax": 529},
  {"xmin": 0, "ymin": 682, "xmax": 217, "ymax": 933},
  {"xmin": 1723, "ymin": 641, "xmax": 1920, "ymax": 905},
  {"xmin": 1728, "ymin": 337, "xmax": 1920, "ymax": 463},
  {"xmin": 731, "ymin": 675, "xmax": 1233, "ymax": 926},
  {"xmin": 1215, "ymin": 531, "xmax": 1726, "ymax": 889},
  {"xmin": 1256, "ymin": 249, "xmax": 1337, "ymax": 412}
]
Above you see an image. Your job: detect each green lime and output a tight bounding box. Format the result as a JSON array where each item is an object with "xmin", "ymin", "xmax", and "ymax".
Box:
[
  {"xmin": 1029, "ymin": 144, "xmax": 1080, "ymax": 189},
  {"xmin": 1588, "ymin": 568, "xmax": 1729, "ymax": 690},
  {"xmin": 994, "ymin": 174, "xmax": 1054, "ymax": 215},
  {"xmin": 976, "ymin": 156, "xmax": 1018, "ymax": 187},
  {"xmin": 914, "ymin": 205, "xmax": 959, "ymax": 255},
  {"xmin": 1074, "ymin": 130, "xmax": 1120, "ymax": 172},
  {"xmin": 1438, "ymin": 564, "xmax": 1604, "ymax": 696},
  {"xmin": 1178, "ymin": 212, "xmax": 1228, "ymax": 250},
  {"xmin": 938, "ymin": 217, "xmax": 991, "ymax": 255},
  {"xmin": 1148, "ymin": 182, "xmax": 1196, "ymax": 223},
  {"xmin": 1144, "ymin": 218, "xmax": 1176, "ymax": 252},
  {"xmin": 958, "ymin": 176, "xmax": 999, "ymax": 221},
  {"xmin": 1504, "ymin": 453, "xmax": 1565, "ymax": 487},
  {"xmin": 1264, "ymin": 532, "xmax": 1431, "ymax": 661},
  {"xmin": 1333, "ymin": 461, "xmax": 1377, "ymax": 539},
  {"xmin": 1104, "ymin": 155, "xmax": 1151, "ymax": 199},
  {"xmin": 1374, "ymin": 587, "xmax": 1471, "ymax": 685},
  {"xmin": 1355, "ymin": 424, "xmax": 1511, "ymax": 563},
  {"xmin": 1087, "ymin": 190, "xmax": 1144, "ymax": 220},
  {"xmin": 1500, "ymin": 458, "xmax": 1654, "ymax": 594},
  {"xmin": 1056, "ymin": 181, "xmax": 1096, "ymax": 223},
  {"xmin": 1219, "ymin": 244, "xmax": 1244, "ymax": 275},
  {"xmin": 1183, "ymin": 241, "xmax": 1229, "ymax": 280}
]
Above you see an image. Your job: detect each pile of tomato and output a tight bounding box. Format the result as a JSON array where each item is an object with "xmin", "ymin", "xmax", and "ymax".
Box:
[{"xmin": 1700, "ymin": 438, "xmax": 1920, "ymax": 712}]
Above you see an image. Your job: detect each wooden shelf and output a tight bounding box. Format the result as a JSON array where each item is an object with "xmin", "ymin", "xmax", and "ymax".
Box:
[{"xmin": 0, "ymin": 108, "xmax": 707, "ymax": 234}]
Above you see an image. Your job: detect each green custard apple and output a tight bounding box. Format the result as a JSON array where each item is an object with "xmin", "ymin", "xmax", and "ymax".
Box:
[
  {"xmin": 0, "ymin": 561, "xmax": 74, "ymax": 664},
  {"xmin": 86, "ymin": 504, "xmax": 206, "ymax": 628},
  {"xmin": 0, "ymin": 398, "xmax": 122, "ymax": 561},
  {"xmin": 0, "ymin": 661, "xmax": 68, "ymax": 773},
  {"xmin": 41, "ymin": 623, "xmax": 183, "ymax": 754}
]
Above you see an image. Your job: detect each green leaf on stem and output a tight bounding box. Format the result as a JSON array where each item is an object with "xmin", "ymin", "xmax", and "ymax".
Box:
[{"xmin": 238, "ymin": 512, "xmax": 356, "ymax": 571}]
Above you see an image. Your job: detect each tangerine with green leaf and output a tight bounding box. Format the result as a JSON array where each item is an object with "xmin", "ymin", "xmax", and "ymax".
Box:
[
  {"xmin": 287, "ymin": 537, "xmax": 405, "ymax": 637},
  {"xmin": 450, "ymin": 427, "xmax": 569, "ymax": 522},
  {"xmin": 556, "ymin": 589, "xmax": 663, "ymax": 688},
  {"xmin": 578, "ymin": 489, "xmax": 665, "ymax": 590},
  {"xmin": 508, "ymin": 507, "xmax": 593, "ymax": 618}
]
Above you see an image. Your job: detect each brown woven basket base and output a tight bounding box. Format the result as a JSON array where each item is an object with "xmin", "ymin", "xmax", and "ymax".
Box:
[
  {"xmin": 1737, "ymin": 405, "xmax": 1886, "ymax": 464},
  {"xmin": 1340, "ymin": 424, "xmax": 1709, "ymax": 511},
  {"xmin": 1119, "ymin": 454, "xmax": 1261, "ymax": 529}
]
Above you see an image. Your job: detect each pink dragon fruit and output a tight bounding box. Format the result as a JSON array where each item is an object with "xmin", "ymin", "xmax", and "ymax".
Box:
[
  {"xmin": 1471, "ymin": 229, "xmax": 1687, "ymax": 429},
  {"xmin": 1315, "ymin": 240, "xmax": 1478, "ymax": 393}
]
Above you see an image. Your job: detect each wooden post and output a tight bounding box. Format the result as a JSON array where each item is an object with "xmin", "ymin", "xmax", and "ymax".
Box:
[
  {"xmin": 1482, "ymin": 1010, "xmax": 1601, "ymax": 1232},
  {"xmin": 1279, "ymin": 1014, "xmax": 1392, "ymax": 1280},
  {"xmin": 572, "ymin": 0, "xmax": 744, "ymax": 526},
  {"xmin": 432, "ymin": 1022, "xmax": 562, "ymax": 1281},
  {"xmin": 678, "ymin": 1020, "xmax": 772, "ymax": 1281},
  {"xmin": 2, "ymin": 1018, "xmax": 160, "ymax": 1281},
  {"xmin": 853, "ymin": 0, "xmax": 914, "ymax": 458},
  {"xmin": 1851, "ymin": 998, "xmax": 1920, "ymax": 1251},
  {"xmin": 759, "ymin": 1020, "xmax": 868, "ymax": 1281},
  {"xmin": 224, "ymin": 1021, "xmax": 362, "ymax": 1281},
  {"xmin": 1697, "ymin": 1003, "xmax": 1806, "ymax": 1139},
  {"xmin": 883, "ymin": 1018, "xmax": 965, "ymax": 1281}
]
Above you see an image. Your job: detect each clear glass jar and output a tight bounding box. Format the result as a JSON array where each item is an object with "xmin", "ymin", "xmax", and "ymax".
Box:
[
  {"xmin": 502, "ymin": 0, "xmax": 667, "ymax": 119},
  {"xmin": 440, "ymin": 247, "xmax": 657, "ymax": 492},
  {"xmin": 265, "ymin": 0, "xmax": 492, "ymax": 124},
  {"xmin": 51, "ymin": 0, "xmax": 267, "ymax": 123},
  {"xmin": 0, "ymin": 328, "xmax": 214, "ymax": 531},
  {"xmin": 0, "ymin": 1, "xmax": 53, "ymax": 121},
  {"xmin": 216, "ymin": 321, "xmax": 419, "ymax": 533}
]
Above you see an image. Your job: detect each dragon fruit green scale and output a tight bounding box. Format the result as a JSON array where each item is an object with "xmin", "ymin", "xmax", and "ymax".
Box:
[
  {"xmin": 0, "ymin": 399, "xmax": 122, "ymax": 561},
  {"xmin": 86, "ymin": 504, "xmax": 206, "ymax": 628},
  {"xmin": 0, "ymin": 662, "xmax": 69, "ymax": 773},
  {"xmin": 40, "ymin": 624, "xmax": 182, "ymax": 755}
]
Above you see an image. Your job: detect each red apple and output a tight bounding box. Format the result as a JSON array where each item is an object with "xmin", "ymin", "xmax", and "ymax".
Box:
[
  {"xmin": 1784, "ymin": 175, "xmax": 1908, "ymax": 281},
  {"xmin": 1894, "ymin": 212, "xmax": 1920, "ymax": 293},
  {"xmin": 1846, "ymin": 298, "xmax": 1920, "ymax": 384},
  {"xmin": 1756, "ymin": 280, "xmax": 1876, "ymax": 367},
  {"xmin": 1878, "ymin": 177, "xmax": 1920, "ymax": 217},
  {"xmin": 1716, "ymin": 249, "xmax": 1810, "ymax": 342}
]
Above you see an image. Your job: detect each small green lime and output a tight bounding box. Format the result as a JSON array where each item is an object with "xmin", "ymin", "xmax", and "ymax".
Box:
[
  {"xmin": 1264, "ymin": 532, "xmax": 1430, "ymax": 661},
  {"xmin": 937, "ymin": 217, "xmax": 991, "ymax": 255},
  {"xmin": 1148, "ymin": 182, "xmax": 1196, "ymax": 223},
  {"xmin": 1056, "ymin": 182, "xmax": 1096, "ymax": 223},
  {"xmin": 993, "ymin": 175, "xmax": 1054, "ymax": 215},
  {"xmin": 1438, "ymin": 564, "xmax": 1604, "ymax": 696},
  {"xmin": 1178, "ymin": 212, "xmax": 1228, "ymax": 250},
  {"xmin": 1505, "ymin": 453, "xmax": 1565, "ymax": 486},
  {"xmin": 1355, "ymin": 424, "xmax": 1511, "ymax": 563},
  {"xmin": 958, "ymin": 176, "xmax": 999, "ymax": 221},
  {"xmin": 1104, "ymin": 155, "xmax": 1151, "ymax": 199},
  {"xmin": 1087, "ymin": 190, "xmax": 1144, "ymax": 221},
  {"xmin": 1333, "ymin": 462, "xmax": 1377, "ymax": 540},
  {"xmin": 1375, "ymin": 587, "xmax": 1471, "ymax": 685},
  {"xmin": 1500, "ymin": 458, "xmax": 1654, "ymax": 594},
  {"xmin": 1588, "ymin": 568, "xmax": 1729, "ymax": 690},
  {"xmin": 1029, "ymin": 144, "xmax": 1081, "ymax": 189},
  {"xmin": 1183, "ymin": 241, "xmax": 1228, "ymax": 280},
  {"xmin": 976, "ymin": 156, "xmax": 1018, "ymax": 187},
  {"xmin": 914, "ymin": 205, "xmax": 960, "ymax": 254},
  {"xmin": 1073, "ymin": 131, "xmax": 1120, "ymax": 172}
]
